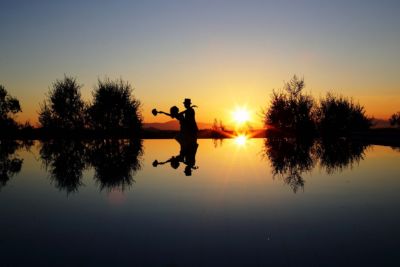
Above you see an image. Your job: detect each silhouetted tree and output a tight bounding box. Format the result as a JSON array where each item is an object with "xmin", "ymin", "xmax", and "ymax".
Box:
[
  {"xmin": 0, "ymin": 140, "xmax": 23, "ymax": 190},
  {"xmin": 211, "ymin": 118, "xmax": 226, "ymax": 140},
  {"xmin": 212, "ymin": 118, "xmax": 219, "ymax": 131},
  {"xmin": 87, "ymin": 139, "xmax": 143, "ymax": 191},
  {"xmin": 40, "ymin": 140, "xmax": 87, "ymax": 194},
  {"xmin": 316, "ymin": 93, "xmax": 372, "ymax": 135},
  {"xmin": 0, "ymin": 85, "xmax": 21, "ymax": 130},
  {"xmin": 265, "ymin": 75, "xmax": 315, "ymax": 135},
  {"xmin": 219, "ymin": 119, "xmax": 225, "ymax": 131},
  {"xmin": 389, "ymin": 112, "xmax": 400, "ymax": 128},
  {"xmin": 88, "ymin": 78, "xmax": 142, "ymax": 131},
  {"xmin": 38, "ymin": 76, "xmax": 86, "ymax": 130}
]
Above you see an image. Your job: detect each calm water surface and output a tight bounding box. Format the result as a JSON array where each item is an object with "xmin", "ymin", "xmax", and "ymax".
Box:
[{"xmin": 0, "ymin": 138, "xmax": 399, "ymax": 266}]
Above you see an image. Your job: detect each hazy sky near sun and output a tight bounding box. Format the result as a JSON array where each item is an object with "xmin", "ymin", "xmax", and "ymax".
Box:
[{"xmin": 1, "ymin": 0, "xmax": 399, "ymax": 127}]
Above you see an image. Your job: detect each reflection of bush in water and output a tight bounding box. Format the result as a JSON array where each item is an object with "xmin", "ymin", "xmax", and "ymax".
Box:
[
  {"xmin": 315, "ymin": 138, "xmax": 368, "ymax": 174},
  {"xmin": 39, "ymin": 139, "xmax": 143, "ymax": 193},
  {"xmin": 40, "ymin": 140, "xmax": 87, "ymax": 194},
  {"xmin": 264, "ymin": 137, "xmax": 315, "ymax": 193},
  {"xmin": 87, "ymin": 139, "xmax": 143, "ymax": 191},
  {"xmin": 264, "ymin": 137, "xmax": 369, "ymax": 193},
  {"xmin": 0, "ymin": 140, "xmax": 31, "ymax": 190}
]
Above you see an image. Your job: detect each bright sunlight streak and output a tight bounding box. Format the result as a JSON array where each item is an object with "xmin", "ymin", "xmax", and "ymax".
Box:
[{"xmin": 232, "ymin": 107, "xmax": 250, "ymax": 125}]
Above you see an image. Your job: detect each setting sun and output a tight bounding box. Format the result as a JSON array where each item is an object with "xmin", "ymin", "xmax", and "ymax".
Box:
[{"xmin": 232, "ymin": 107, "xmax": 250, "ymax": 125}]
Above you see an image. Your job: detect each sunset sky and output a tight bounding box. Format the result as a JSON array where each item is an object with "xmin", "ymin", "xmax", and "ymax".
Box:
[{"xmin": 1, "ymin": 0, "xmax": 399, "ymax": 128}]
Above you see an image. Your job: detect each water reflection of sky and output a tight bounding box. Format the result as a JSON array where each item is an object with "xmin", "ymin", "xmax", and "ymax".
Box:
[{"xmin": 0, "ymin": 139, "xmax": 399, "ymax": 266}]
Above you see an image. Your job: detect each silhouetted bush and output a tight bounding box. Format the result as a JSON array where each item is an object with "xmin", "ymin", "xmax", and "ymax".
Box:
[
  {"xmin": 389, "ymin": 112, "xmax": 400, "ymax": 128},
  {"xmin": 39, "ymin": 76, "xmax": 86, "ymax": 130},
  {"xmin": 265, "ymin": 75, "xmax": 315, "ymax": 135},
  {"xmin": 88, "ymin": 78, "xmax": 142, "ymax": 131},
  {"xmin": 316, "ymin": 93, "xmax": 372, "ymax": 135},
  {"xmin": 265, "ymin": 76, "xmax": 376, "ymax": 136},
  {"xmin": 0, "ymin": 85, "xmax": 21, "ymax": 130}
]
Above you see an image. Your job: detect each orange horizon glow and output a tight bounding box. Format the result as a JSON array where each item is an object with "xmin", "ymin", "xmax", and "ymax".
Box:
[{"xmin": 8, "ymin": 82, "xmax": 400, "ymax": 129}]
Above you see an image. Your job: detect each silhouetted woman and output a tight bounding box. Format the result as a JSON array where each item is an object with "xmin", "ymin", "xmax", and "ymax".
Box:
[{"xmin": 153, "ymin": 106, "xmax": 188, "ymax": 145}]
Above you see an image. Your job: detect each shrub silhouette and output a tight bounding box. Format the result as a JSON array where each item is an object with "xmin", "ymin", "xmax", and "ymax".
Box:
[
  {"xmin": 316, "ymin": 93, "xmax": 372, "ymax": 135},
  {"xmin": 39, "ymin": 76, "xmax": 86, "ymax": 130},
  {"xmin": 88, "ymin": 78, "xmax": 142, "ymax": 131},
  {"xmin": 389, "ymin": 112, "xmax": 400, "ymax": 128},
  {"xmin": 0, "ymin": 85, "xmax": 21, "ymax": 130},
  {"xmin": 265, "ymin": 75, "xmax": 315, "ymax": 135}
]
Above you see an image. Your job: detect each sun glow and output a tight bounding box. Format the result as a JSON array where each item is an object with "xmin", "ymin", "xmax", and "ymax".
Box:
[
  {"xmin": 234, "ymin": 134, "xmax": 249, "ymax": 146},
  {"xmin": 232, "ymin": 107, "xmax": 250, "ymax": 125}
]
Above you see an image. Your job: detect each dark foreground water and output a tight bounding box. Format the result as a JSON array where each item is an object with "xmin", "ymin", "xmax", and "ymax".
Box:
[{"xmin": 0, "ymin": 138, "xmax": 399, "ymax": 266}]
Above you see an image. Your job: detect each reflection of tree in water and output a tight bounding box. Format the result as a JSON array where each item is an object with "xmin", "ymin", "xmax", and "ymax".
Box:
[
  {"xmin": 264, "ymin": 136, "xmax": 369, "ymax": 193},
  {"xmin": 0, "ymin": 140, "xmax": 24, "ymax": 190},
  {"xmin": 212, "ymin": 138, "xmax": 223, "ymax": 148},
  {"xmin": 87, "ymin": 139, "xmax": 143, "ymax": 191},
  {"xmin": 264, "ymin": 137, "xmax": 314, "ymax": 193},
  {"xmin": 39, "ymin": 139, "xmax": 143, "ymax": 193},
  {"xmin": 40, "ymin": 140, "xmax": 87, "ymax": 194},
  {"xmin": 315, "ymin": 138, "xmax": 368, "ymax": 174}
]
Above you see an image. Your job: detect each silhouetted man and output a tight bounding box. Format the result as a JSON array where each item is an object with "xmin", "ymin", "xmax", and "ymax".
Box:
[{"xmin": 183, "ymin": 98, "xmax": 198, "ymax": 138}]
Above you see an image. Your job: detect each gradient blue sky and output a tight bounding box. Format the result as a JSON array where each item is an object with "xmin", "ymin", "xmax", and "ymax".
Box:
[{"xmin": 1, "ymin": 0, "xmax": 399, "ymax": 126}]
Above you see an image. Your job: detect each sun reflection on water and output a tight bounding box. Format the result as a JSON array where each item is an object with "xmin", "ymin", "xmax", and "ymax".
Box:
[{"xmin": 234, "ymin": 134, "xmax": 249, "ymax": 147}]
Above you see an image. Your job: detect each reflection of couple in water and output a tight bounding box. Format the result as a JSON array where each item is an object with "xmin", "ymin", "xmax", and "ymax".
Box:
[{"xmin": 152, "ymin": 98, "xmax": 199, "ymax": 176}]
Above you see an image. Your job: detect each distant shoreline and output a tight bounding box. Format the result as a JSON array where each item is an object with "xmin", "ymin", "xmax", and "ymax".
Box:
[{"xmin": 1, "ymin": 128, "xmax": 399, "ymax": 147}]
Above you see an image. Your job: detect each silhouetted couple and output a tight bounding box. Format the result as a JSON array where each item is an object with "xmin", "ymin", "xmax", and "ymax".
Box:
[
  {"xmin": 152, "ymin": 98, "xmax": 198, "ymax": 142},
  {"xmin": 165, "ymin": 98, "xmax": 198, "ymax": 140},
  {"xmin": 152, "ymin": 98, "xmax": 199, "ymax": 175}
]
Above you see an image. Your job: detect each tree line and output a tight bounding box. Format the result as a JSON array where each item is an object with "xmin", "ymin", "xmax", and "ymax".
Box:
[
  {"xmin": 1, "ymin": 74, "xmax": 399, "ymax": 136},
  {"xmin": 1, "ymin": 76, "xmax": 142, "ymax": 134},
  {"xmin": 264, "ymin": 75, "xmax": 399, "ymax": 136}
]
